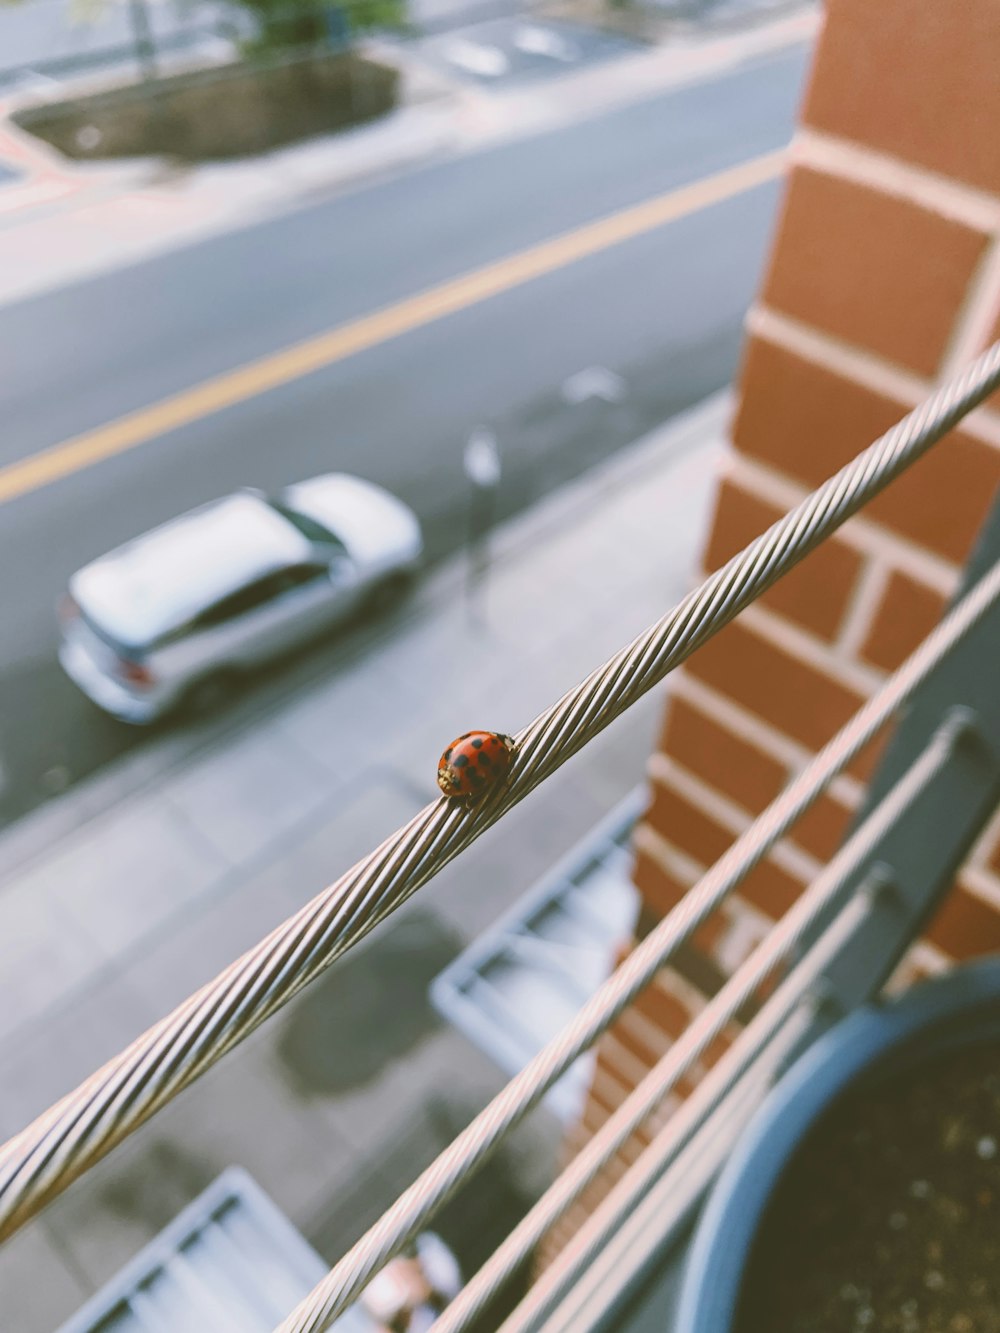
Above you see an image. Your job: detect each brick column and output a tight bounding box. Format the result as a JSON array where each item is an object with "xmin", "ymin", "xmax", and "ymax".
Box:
[{"xmin": 542, "ymin": 0, "xmax": 1000, "ymax": 1264}]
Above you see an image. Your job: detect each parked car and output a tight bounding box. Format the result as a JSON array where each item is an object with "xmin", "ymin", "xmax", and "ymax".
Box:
[{"xmin": 59, "ymin": 473, "xmax": 423, "ymax": 724}]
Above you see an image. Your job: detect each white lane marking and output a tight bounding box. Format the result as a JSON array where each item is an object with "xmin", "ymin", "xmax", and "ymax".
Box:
[
  {"xmin": 562, "ymin": 366, "xmax": 627, "ymax": 405},
  {"xmin": 441, "ymin": 38, "xmax": 509, "ymax": 77},
  {"xmin": 513, "ymin": 25, "xmax": 578, "ymax": 61}
]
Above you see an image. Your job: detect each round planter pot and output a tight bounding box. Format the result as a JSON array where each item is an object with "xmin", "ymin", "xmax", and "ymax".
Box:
[{"xmin": 676, "ymin": 956, "xmax": 1000, "ymax": 1333}]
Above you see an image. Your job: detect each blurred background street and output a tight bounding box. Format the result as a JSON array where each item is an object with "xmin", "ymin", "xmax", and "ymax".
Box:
[
  {"xmin": 0, "ymin": 35, "xmax": 808, "ymax": 827},
  {"xmin": 0, "ymin": 3, "xmax": 816, "ymax": 1327}
]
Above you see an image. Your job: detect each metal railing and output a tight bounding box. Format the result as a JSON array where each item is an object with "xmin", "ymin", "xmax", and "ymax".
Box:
[
  {"xmin": 276, "ymin": 556, "xmax": 1000, "ymax": 1333},
  {"xmin": 1, "ymin": 342, "xmax": 999, "ymax": 1331}
]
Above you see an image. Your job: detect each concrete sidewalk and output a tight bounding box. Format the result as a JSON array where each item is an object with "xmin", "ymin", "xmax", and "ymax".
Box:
[
  {"xmin": 0, "ymin": 395, "xmax": 726, "ymax": 1330},
  {"xmin": 0, "ymin": 8, "xmax": 817, "ymax": 308}
]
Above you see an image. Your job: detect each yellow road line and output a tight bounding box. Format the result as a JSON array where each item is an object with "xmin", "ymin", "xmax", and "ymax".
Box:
[{"xmin": 0, "ymin": 148, "xmax": 785, "ymax": 506}]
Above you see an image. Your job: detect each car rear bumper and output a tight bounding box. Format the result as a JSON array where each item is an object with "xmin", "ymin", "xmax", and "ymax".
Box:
[{"xmin": 59, "ymin": 638, "xmax": 166, "ymax": 725}]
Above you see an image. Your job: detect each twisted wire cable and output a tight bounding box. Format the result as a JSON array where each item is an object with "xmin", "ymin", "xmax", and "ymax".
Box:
[
  {"xmin": 493, "ymin": 896, "xmax": 870, "ymax": 1333},
  {"xmin": 433, "ymin": 717, "xmax": 956, "ymax": 1333},
  {"xmin": 1, "ymin": 342, "xmax": 998, "ymax": 1247},
  {"xmin": 272, "ymin": 540, "xmax": 1000, "ymax": 1326}
]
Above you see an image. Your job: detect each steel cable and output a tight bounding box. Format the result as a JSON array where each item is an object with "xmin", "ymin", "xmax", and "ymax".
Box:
[
  {"xmin": 270, "ymin": 406, "xmax": 1000, "ymax": 1327},
  {"xmin": 275, "ymin": 602, "xmax": 993, "ymax": 1333},
  {"xmin": 433, "ymin": 720, "xmax": 954, "ymax": 1333},
  {"xmin": 0, "ymin": 342, "xmax": 997, "ymax": 1250},
  {"xmin": 492, "ymin": 900, "xmax": 870, "ymax": 1333}
]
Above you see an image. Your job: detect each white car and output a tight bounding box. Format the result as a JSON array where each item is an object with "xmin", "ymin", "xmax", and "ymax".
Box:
[{"xmin": 59, "ymin": 473, "xmax": 423, "ymax": 724}]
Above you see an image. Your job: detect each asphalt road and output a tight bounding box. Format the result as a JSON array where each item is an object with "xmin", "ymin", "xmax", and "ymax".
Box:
[
  {"xmin": 0, "ymin": 45, "xmax": 808, "ymax": 827},
  {"xmin": 416, "ymin": 17, "xmax": 643, "ymax": 84}
]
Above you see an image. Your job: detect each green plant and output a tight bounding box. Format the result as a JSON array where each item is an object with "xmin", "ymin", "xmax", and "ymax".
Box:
[{"xmin": 237, "ymin": 0, "xmax": 403, "ymax": 53}]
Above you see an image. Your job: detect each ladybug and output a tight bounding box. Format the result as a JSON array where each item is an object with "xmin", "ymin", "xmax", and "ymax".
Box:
[{"xmin": 437, "ymin": 731, "xmax": 517, "ymax": 805}]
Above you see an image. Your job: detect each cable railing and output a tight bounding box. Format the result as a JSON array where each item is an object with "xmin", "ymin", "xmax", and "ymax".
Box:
[
  {"xmin": 275, "ymin": 558, "xmax": 1000, "ymax": 1333},
  {"xmin": 426, "ymin": 711, "xmax": 963, "ymax": 1333},
  {"xmin": 1, "ymin": 342, "xmax": 999, "ymax": 1330}
]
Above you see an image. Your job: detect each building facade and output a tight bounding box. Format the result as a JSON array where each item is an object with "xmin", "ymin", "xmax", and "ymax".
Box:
[{"xmin": 545, "ymin": 0, "xmax": 1000, "ymax": 1263}]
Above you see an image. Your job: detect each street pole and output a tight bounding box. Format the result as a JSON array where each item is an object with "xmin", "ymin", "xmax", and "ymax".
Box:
[
  {"xmin": 463, "ymin": 428, "xmax": 501, "ymax": 617},
  {"xmin": 126, "ymin": 0, "xmax": 158, "ymax": 82}
]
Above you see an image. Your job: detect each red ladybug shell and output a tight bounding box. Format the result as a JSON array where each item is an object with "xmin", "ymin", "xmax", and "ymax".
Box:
[{"xmin": 437, "ymin": 731, "xmax": 516, "ymax": 801}]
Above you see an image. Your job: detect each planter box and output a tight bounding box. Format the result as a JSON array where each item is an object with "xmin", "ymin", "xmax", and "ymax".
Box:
[
  {"xmin": 677, "ymin": 958, "xmax": 1000, "ymax": 1332},
  {"xmin": 13, "ymin": 49, "xmax": 400, "ymax": 162}
]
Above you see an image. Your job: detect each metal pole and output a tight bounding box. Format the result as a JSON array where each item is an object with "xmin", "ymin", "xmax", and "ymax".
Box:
[
  {"xmin": 463, "ymin": 428, "xmax": 501, "ymax": 613},
  {"xmin": 127, "ymin": 0, "xmax": 158, "ymax": 81}
]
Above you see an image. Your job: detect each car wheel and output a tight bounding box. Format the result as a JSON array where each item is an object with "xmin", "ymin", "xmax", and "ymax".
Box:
[
  {"xmin": 184, "ymin": 669, "xmax": 242, "ymax": 717},
  {"xmin": 365, "ymin": 572, "xmax": 413, "ymax": 617}
]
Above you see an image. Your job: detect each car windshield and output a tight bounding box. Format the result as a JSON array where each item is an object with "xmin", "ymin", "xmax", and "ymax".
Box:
[{"xmin": 266, "ymin": 498, "xmax": 341, "ymax": 548}]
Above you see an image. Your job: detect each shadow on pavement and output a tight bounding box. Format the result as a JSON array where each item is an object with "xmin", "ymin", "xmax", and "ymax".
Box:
[{"xmin": 276, "ymin": 909, "xmax": 463, "ymax": 1094}]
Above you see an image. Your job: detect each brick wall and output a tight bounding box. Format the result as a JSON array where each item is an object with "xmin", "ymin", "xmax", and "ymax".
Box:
[{"xmin": 541, "ymin": 0, "xmax": 1000, "ymax": 1267}]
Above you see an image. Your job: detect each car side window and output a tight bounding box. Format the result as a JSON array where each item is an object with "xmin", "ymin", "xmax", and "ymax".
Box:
[
  {"xmin": 189, "ymin": 565, "xmax": 328, "ymax": 633},
  {"xmin": 194, "ymin": 580, "xmax": 272, "ymax": 630},
  {"xmin": 269, "ymin": 564, "xmax": 328, "ymax": 597}
]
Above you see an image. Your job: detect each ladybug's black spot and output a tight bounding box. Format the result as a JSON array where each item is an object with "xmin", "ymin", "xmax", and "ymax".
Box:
[
  {"xmin": 478, "ymin": 752, "xmax": 492, "ymax": 767},
  {"xmin": 453, "ymin": 753, "xmax": 470, "ymax": 768},
  {"xmin": 468, "ymin": 768, "xmax": 485, "ymax": 785},
  {"xmin": 444, "ymin": 748, "xmax": 452, "ymax": 761},
  {"xmin": 471, "ymin": 737, "xmax": 484, "ymax": 749}
]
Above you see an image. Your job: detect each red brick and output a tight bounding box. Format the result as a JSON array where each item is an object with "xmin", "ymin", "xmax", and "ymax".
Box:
[
  {"xmin": 850, "ymin": 724, "xmax": 893, "ymax": 784},
  {"xmin": 659, "ymin": 690, "xmax": 789, "ymax": 813},
  {"xmin": 690, "ymin": 908, "xmax": 730, "ymax": 959},
  {"xmin": 733, "ymin": 337, "xmax": 1000, "ymax": 565},
  {"xmin": 740, "ymin": 859, "xmax": 803, "ymax": 919},
  {"xmin": 686, "ymin": 617, "xmax": 868, "ymax": 754},
  {"xmin": 706, "ymin": 477, "xmax": 863, "ymax": 640},
  {"xmin": 644, "ymin": 779, "xmax": 804, "ymax": 920},
  {"xmin": 564, "ymin": 1121, "xmax": 593, "ymax": 1158},
  {"xmin": 688, "ymin": 905, "xmax": 746, "ymax": 975},
  {"xmin": 661, "ymin": 691, "xmax": 856, "ymax": 863},
  {"xmin": 589, "ymin": 1065, "xmax": 632, "ymax": 1117},
  {"xmin": 617, "ymin": 1133, "xmax": 648, "ymax": 1168},
  {"xmin": 632, "ymin": 847, "xmax": 688, "ymax": 918},
  {"xmin": 577, "ymin": 1175, "xmax": 616, "ymax": 1221},
  {"xmin": 765, "ymin": 168, "xmax": 987, "ymax": 376},
  {"xmin": 700, "ymin": 1028, "xmax": 737, "ymax": 1071},
  {"xmin": 600, "ymin": 1030, "xmax": 655, "ymax": 1086},
  {"xmin": 633, "ymin": 975, "xmax": 695, "ymax": 1042},
  {"xmin": 791, "ymin": 792, "xmax": 855, "ymax": 862},
  {"xmin": 615, "ymin": 1008, "xmax": 672, "ymax": 1063},
  {"xmin": 925, "ymin": 882, "xmax": 1000, "ymax": 959},
  {"xmin": 581, "ymin": 1093, "xmax": 657, "ymax": 1153},
  {"xmin": 582, "ymin": 1098, "xmax": 611, "ymax": 1137},
  {"xmin": 860, "ymin": 570, "xmax": 950, "ymax": 672},
  {"xmin": 636, "ymin": 894, "xmax": 734, "ymax": 964},
  {"xmin": 603, "ymin": 1155, "xmax": 632, "ymax": 1187},
  {"xmin": 644, "ymin": 780, "xmax": 731, "ymax": 869},
  {"xmin": 804, "ymin": 0, "xmax": 1000, "ymax": 196}
]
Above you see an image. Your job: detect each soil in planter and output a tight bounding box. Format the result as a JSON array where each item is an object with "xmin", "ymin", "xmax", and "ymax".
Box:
[
  {"xmin": 12, "ymin": 52, "xmax": 399, "ymax": 163},
  {"xmin": 734, "ymin": 1041, "xmax": 1000, "ymax": 1333}
]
